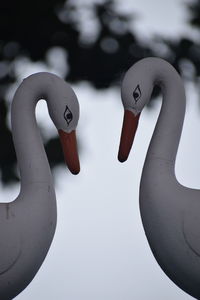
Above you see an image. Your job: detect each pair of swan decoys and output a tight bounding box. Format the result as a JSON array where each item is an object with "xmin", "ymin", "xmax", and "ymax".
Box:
[
  {"xmin": 0, "ymin": 72, "xmax": 80, "ymax": 299},
  {"xmin": 1, "ymin": 57, "xmax": 199, "ymax": 299}
]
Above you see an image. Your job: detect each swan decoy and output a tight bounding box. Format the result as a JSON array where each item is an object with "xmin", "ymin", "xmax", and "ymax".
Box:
[
  {"xmin": 118, "ymin": 57, "xmax": 200, "ymax": 299},
  {"xmin": 0, "ymin": 72, "xmax": 80, "ymax": 299}
]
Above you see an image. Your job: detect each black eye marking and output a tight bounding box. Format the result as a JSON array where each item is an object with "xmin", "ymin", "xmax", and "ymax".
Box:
[
  {"xmin": 133, "ymin": 85, "xmax": 141, "ymax": 103},
  {"xmin": 64, "ymin": 106, "xmax": 73, "ymax": 125}
]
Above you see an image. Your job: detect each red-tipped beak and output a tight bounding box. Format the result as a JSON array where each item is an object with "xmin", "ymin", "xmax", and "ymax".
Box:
[
  {"xmin": 118, "ymin": 110, "xmax": 140, "ymax": 162},
  {"xmin": 58, "ymin": 129, "xmax": 80, "ymax": 175}
]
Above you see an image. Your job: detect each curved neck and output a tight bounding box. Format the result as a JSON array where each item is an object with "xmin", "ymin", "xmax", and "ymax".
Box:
[
  {"xmin": 146, "ymin": 62, "xmax": 186, "ymax": 165},
  {"xmin": 11, "ymin": 74, "xmax": 55, "ymax": 186}
]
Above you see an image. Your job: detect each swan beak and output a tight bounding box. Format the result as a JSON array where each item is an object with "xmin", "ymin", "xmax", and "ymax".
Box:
[
  {"xmin": 118, "ymin": 110, "xmax": 140, "ymax": 162},
  {"xmin": 58, "ymin": 129, "xmax": 80, "ymax": 175}
]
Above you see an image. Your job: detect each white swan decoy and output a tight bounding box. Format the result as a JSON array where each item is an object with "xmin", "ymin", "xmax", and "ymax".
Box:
[
  {"xmin": 0, "ymin": 72, "xmax": 80, "ymax": 299},
  {"xmin": 118, "ymin": 57, "xmax": 200, "ymax": 299}
]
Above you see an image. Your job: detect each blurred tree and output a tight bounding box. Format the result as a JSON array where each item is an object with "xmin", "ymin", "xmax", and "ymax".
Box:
[
  {"xmin": 0, "ymin": 0, "xmax": 155, "ymax": 184},
  {"xmin": 0, "ymin": 0, "xmax": 198, "ymax": 184},
  {"xmin": 159, "ymin": 0, "xmax": 200, "ymax": 80}
]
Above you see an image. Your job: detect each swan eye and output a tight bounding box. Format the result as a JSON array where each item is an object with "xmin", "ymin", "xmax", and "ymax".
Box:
[
  {"xmin": 133, "ymin": 85, "xmax": 141, "ymax": 103},
  {"xmin": 64, "ymin": 106, "xmax": 73, "ymax": 125}
]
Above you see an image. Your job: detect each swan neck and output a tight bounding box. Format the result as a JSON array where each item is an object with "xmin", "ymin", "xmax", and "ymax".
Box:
[
  {"xmin": 11, "ymin": 74, "xmax": 54, "ymax": 185},
  {"xmin": 146, "ymin": 64, "xmax": 186, "ymax": 164}
]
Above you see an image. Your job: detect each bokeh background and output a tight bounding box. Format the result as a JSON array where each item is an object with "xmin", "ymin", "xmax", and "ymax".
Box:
[{"xmin": 0, "ymin": 0, "xmax": 199, "ymax": 299}]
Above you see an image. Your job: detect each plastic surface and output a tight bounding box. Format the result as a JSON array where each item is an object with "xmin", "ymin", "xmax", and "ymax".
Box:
[
  {"xmin": 120, "ymin": 57, "xmax": 200, "ymax": 299},
  {"xmin": 0, "ymin": 72, "xmax": 79, "ymax": 299}
]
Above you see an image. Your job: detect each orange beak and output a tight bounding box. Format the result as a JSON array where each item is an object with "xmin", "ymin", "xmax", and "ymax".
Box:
[
  {"xmin": 118, "ymin": 110, "xmax": 140, "ymax": 162},
  {"xmin": 58, "ymin": 129, "xmax": 80, "ymax": 175}
]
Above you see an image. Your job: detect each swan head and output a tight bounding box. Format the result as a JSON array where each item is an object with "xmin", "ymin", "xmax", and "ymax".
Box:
[
  {"xmin": 47, "ymin": 80, "xmax": 80, "ymax": 175},
  {"xmin": 118, "ymin": 58, "xmax": 154, "ymax": 162}
]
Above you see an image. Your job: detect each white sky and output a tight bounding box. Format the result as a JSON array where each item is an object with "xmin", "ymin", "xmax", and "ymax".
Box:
[
  {"xmin": 1, "ymin": 0, "xmax": 199, "ymax": 299},
  {"xmin": 115, "ymin": 0, "xmax": 195, "ymax": 40}
]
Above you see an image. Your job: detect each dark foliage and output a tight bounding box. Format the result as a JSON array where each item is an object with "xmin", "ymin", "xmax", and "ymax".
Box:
[{"xmin": 0, "ymin": 0, "xmax": 199, "ymax": 184}]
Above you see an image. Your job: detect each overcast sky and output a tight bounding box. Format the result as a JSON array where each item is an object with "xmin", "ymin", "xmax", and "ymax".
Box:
[
  {"xmin": 115, "ymin": 0, "xmax": 194, "ymax": 39},
  {"xmin": 1, "ymin": 0, "xmax": 198, "ymax": 299}
]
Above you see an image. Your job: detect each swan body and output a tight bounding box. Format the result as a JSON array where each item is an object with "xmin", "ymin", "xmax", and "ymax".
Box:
[
  {"xmin": 0, "ymin": 72, "xmax": 80, "ymax": 299},
  {"xmin": 118, "ymin": 57, "xmax": 200, "ymax": 299}
]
